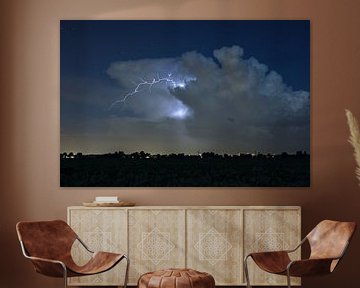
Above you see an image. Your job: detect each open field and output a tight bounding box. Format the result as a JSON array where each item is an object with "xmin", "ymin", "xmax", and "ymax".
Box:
[{"xmin": 61, "ymin": 154, "xmax": 310, "ymax": 187}]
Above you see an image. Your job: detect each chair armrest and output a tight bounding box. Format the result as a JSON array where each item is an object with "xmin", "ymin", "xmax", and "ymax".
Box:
[
  {"xmin": 19, "ymin": 240, "xmax": 67, "ymax": 277},
  {"xmin": 286, "ymin": 237, "xmax": 307, "ymax": 253},
  {"xmin": 247, "ymin": 250, "xmax": 290, "ymax": 260},
  {"xmin": 245, "ymin": 237, "xmax": 306, "ymax": 259},
  {"xmin": 76, "ymin": 236, "xmax": 94, "ymax": 253},
  {"xmin": 249, "ymin": 250, "xmax": 289, "ymax": 255},
  {"xmin": 26, "ymin": 255, "xmax": 65, "ymax": 265},
  {"xmin": 287, "ymin": 258, "xmax": 336, "ymax": 277},
  {"xmin": 246, "ymin": 251, "xmax": 292, "ymax": 274},
  {"xmin": 25, "ymin": 255, "xmax": 67, "ymax": 278}
]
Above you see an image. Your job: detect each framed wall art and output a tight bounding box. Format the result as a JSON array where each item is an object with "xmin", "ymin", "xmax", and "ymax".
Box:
[{"xmin": 60, "ymin": 20, "xmax": 310, "ymax": 187}]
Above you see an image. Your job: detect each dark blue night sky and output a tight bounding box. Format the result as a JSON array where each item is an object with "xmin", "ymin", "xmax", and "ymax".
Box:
[
  {"xmin": 61, "ymin": 20, "xmax": 309, "ymax": 90},
  {"xmin": 61, "ymin": 20, "xmax": 310, "ymax": 155}
]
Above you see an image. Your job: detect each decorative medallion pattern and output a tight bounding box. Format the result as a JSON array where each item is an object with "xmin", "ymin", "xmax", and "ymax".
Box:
[
  {"xmin": 252, "ymin": 228, "xmax": 287, "ymax": 252},
  {"xmin": 187, "ymin": 209, "xmax": 242, "ymax": 285},
  {"xmin": 84, "ymin": 227, "xmax": 113, "ymax": 252},
  {"xmin": 138, "ymin": 228, "xmax": 175, "ymax": 265},
  {"xmin": 194, "ymin": 227, "xmax": 232, "ymax": 265}
]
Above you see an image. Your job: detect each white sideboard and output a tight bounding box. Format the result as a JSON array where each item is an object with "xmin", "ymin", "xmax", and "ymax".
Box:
[{"xmin": 67, "ymin": 206, "xmax": 301, "ymax": 286}]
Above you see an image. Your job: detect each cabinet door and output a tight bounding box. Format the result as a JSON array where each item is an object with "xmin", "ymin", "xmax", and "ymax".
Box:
[
  {"xmin": 68, "ymin": 208, "xmax": 127, "ymax": 286},
  {"xmin": 128, "ymin": 209, "xmax": 186, "ymax": 284},
  {"xmin": 244, "ymin": 209, "xmax": 301, "ymax": 286},
  {"xmin": 187, "ymin": 209, "xmax": 243, "ymax": 285}
]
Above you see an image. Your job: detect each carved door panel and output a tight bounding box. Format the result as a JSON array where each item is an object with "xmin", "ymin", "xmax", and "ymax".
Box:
[
  {"xmin": 243, "ymin": 209, "xmax": 301, "ymax": 286},
  {"xmin": 128, "ymin": 209, "xmax": 186, "ymax": 284},
  {"xmin": 68, "ymin": 208, "xmax": 127, "ymax": 286},
  {"xmin": 187, "ymin": 209, "xmax": 243, "ymax": 285}
]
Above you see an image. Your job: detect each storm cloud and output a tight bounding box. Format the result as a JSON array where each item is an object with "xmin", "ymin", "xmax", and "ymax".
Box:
[{"xmin": 105, "ymin": 46, "xmax": 309, "ymax": 154}]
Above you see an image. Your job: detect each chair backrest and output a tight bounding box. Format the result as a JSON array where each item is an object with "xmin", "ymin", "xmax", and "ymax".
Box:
[
  {"xmin": 16, "ymin": 220, "xmax": 77, "ymax": 261},
  {"xmin": 307, "ymin": 220, "xmax": 356, "ymax": 261}
]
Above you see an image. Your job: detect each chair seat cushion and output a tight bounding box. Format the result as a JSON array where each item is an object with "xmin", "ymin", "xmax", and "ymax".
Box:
[
  {"xmin": 67, "ymin": 252, "xmax": 124, "ymax": 276},
  {"xmin": 250, "ymin": 251, "xmax": 291, "ymax": 274},
  {"xmin": 138, "ymin": 268, "xmax": 215, "ymax": 288}
]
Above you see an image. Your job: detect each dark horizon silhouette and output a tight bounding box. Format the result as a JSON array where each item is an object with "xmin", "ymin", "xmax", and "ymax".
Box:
[
  {"xmin": 60, "ymin": 150, "xmax": 309, "ymax": 158},
  {"xmin": 60, "ymin": 150, "xmax": 310, "ymax": 187}
]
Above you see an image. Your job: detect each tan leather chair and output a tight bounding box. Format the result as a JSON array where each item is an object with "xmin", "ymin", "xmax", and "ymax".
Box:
[
  {"xmin": 16, "ymin": 220, "xmax": 129, "ymax": 288},
  {"xmin": 244, "ymin": 220, "xmax": 356, "ymax": 288}
]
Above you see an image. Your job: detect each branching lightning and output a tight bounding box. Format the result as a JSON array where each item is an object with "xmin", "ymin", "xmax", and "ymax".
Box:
[{"xmin": 109, "ymin": 73, "xmax": 186, "ymax": 110}]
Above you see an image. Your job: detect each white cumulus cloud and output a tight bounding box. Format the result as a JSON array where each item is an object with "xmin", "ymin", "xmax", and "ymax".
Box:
[{"xmin": 106, "ymin": 45, "xmax": 309, "ymax": 154}]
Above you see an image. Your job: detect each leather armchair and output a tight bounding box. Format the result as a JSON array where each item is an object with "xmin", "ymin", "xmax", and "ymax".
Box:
[
  {"xmin": 16, "ymin": 220, "xmax": 129, "ymax": 288},
  {"xmin": 244, "ymin": 220, "xmax": 356, "ymax": 288}
]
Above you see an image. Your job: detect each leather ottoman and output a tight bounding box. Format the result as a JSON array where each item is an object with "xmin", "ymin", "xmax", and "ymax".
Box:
[{"xmin": 138, "ymin": 268, "xmax": 215, "ymax": 288}]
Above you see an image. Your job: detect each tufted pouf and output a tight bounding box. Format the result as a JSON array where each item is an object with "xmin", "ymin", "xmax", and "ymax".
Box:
[{"xmin": 138, "ymin": 268, "xmax": 215, "ymax": 288}]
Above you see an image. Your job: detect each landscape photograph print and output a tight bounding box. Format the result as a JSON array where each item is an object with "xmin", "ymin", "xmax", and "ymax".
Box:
[{"xmin": 60, "ymin": 20, "xmax": 310, "ymax": 187}]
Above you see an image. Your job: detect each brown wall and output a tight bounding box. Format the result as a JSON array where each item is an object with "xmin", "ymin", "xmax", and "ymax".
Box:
[{"xmin": 1, "ymin": 0, "xmax": 360, "ymax": 287}]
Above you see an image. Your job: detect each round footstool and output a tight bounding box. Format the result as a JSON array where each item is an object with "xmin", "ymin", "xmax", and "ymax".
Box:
[{"xmin": 138, "ymin": 268, "xmax": 215, "ymax": 288}]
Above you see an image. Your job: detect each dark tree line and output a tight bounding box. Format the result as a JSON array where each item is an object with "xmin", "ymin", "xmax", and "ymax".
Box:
[
  {"xmin": 60, "ymin": 150, "xmax": 309, "ymax": 160},
  {"xmin": 60, "ymin": 150, "xmax": 310, "ymax": 187}
]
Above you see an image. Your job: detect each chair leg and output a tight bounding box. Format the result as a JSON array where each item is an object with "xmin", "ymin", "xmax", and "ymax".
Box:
[
  {"xmin": 123, "ymin": 255, "xmax": 130, "ymax": 288},
  {"xmin": 244, "ymin": 255, "xmax": 252, "ymax": 288},
  {"xmin": 62, "ymin": 264, "xmax": 68, "ymax": 288},
  {"xmin": 286, "ymin": 269, "xmax": 291, "ymax": 288}
]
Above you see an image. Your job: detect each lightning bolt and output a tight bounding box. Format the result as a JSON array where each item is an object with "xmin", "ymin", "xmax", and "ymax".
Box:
[{"xmin": 109, "ymin": 73, "xmax": 180, "ymax": 110}]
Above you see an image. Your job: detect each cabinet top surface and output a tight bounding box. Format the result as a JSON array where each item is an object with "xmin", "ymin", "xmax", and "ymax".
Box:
[{"xmin": 68, "ymin": 205, "xmax": 301, "ymax": 210}]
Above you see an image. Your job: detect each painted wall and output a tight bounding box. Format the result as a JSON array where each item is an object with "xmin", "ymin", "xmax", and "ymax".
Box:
[{"xmin": 1, "ymin": 0, "xmax": 360, "ymax": 287}]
